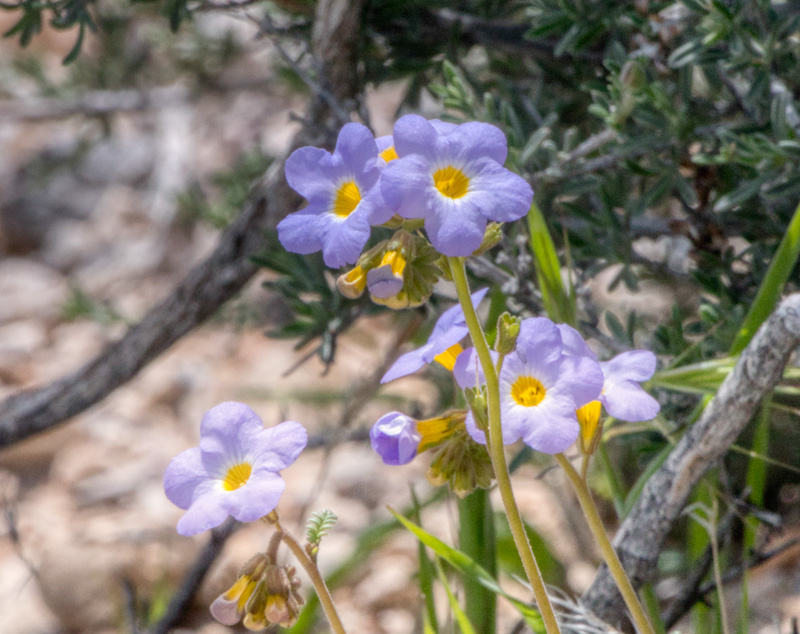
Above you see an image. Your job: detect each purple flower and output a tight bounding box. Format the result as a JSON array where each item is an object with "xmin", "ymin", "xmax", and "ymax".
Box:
[
  {"xmin": 556, "ymin": 324, "xmax": 660, "ymax": 422},
  {"xmin": 370, "ymin": 412, "xmax": 421, "ymax": 465},
  {"xmin": 278, "ymin": 123, "xmax": 393, "ymax": 268},
  {"xmin": 163, "ymin": 402, "xmax": 307, "ymax": 535},
  {"xmin": 466, "ymin": 318, "xmax": 603, "ymax": 453},
  {"xmin": 599, "ymin": 351, "xmax": 660, "ymax": 421},
  {"xmin": 379, "ymin": 115, "xmax": 533, "ymax": 256},
  {"xmin": 380, "ymin": 288, "xmax": 489, "ymax": 383}
]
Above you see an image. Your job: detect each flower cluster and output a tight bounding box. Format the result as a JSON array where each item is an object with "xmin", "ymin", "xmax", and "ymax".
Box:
[
  {"xmin": 373, "ymin": 310, "xmax": 660, "ymax": 476},
  {"xmin": 278, "ymin": 115, "xmax": 533, "ymax": 307}
]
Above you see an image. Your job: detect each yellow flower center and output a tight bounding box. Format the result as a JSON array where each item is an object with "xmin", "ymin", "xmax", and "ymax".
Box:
[
  {"xmin": 433, "ymin": 165, "xmax": 470, "ymax": 199},
  {"xmin": 223, "ymin": 462, "xmax": 253, "ymax": 491},
  {"xmin": 433, "ymin": 343, "xmax": 463, "ymax": 371},
  {"xmin": 379, "ymin": 145, "xmax": 399, "ymax": 162},
  {"xmin": 332, "ymin": 180, "xmax": 361, "ymax": 218},
  {"xmin": 511, "ymin": 375, "xmax": 547, "ymax": 407}
]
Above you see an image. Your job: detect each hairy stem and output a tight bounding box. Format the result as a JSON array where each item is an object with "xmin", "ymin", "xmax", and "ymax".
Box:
[
  {"xmin": 275, "ymin": 521, "xmax": 347, "ymax": 634},
  {"xmin": 555, "ymin": 453, "xmax": 655, "ymax": 634},
  {"xmin": 449, "ymin": 256, "xmax": 561, "ymax": 634}
]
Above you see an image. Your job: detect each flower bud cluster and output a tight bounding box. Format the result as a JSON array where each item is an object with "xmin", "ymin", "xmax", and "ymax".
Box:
[{"xmin": 211, "ymin": 553, "xmax": 305, "ymax": 630}]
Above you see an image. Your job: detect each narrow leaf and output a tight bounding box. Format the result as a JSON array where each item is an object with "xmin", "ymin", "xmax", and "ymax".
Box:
[{"xmin": 730, "ymin": 198, "xmax": 800, "ymax": 354}]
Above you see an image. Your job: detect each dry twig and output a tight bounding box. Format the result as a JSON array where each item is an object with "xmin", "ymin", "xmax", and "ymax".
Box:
[
  {"xmin": 582, "ymin": 293, "xmax": 800, "ymax": 626},
  {"xmin": 0, "ymin": 0, "xmax": 365, "ymax": 448}
]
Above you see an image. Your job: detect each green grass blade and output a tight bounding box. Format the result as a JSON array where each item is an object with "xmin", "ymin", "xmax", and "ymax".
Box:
[
  {"xmin": 527, "ymin": 200, "xmax": 576, "ymax": 326},
  {"xmin": 739, "ymin": 403, "xmax": 770, "ymax": 634},
  {"xmin": 389, "ymin": 508, "xmax": 546, "ymax": 633},
  {"xmin": 413, "ymin": 487, "xmax": 440, "ymax": 633},
  {"xmin": 730, "ymin": 197, "xmax": 800, "ymax": 355},
  {"xmin": 458, "ymin": 489, "xmax": 496, "ymax": 633},
  {"xmin": 435, "ymin": 559, "xmax": 477, "ymax": 634}
]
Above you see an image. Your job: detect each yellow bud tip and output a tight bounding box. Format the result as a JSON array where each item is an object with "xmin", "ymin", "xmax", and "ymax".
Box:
[
  {"xmin": 337, "ymin": 265, "xmax": 367, "ymax": 299},
  {"xmin": 577, "ymin": 400, "xmax": 603, "ymax": 455}
]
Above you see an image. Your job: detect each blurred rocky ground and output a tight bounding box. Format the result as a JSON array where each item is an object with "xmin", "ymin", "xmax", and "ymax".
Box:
[{"xmin": 1, "ymin": 9, "xmax": 800, "ymax": 634}]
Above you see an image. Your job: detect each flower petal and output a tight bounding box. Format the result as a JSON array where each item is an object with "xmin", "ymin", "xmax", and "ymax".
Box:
[
  {"xmin": 601, "ymin": 380, "xmax": 660, "ymax": 422},
  {"xmin": 277, "ymin": 211, "xmax": 325, "ymax": 255},
  {"xmin": 381, "ymin": 345, "xmax": 431, "ymax": 383},
  {"xmin": 221, "ymin": 472, "xmax": 286, "ymax": 523},
  {"xmin": 163, "ymin": 447, "xmax": 207, "ymax": 510},
  {"xmin": 556, "ymin": 324, "xmax": 597, "ymax": 360},
  {"xmin": 515, "ymin": 318, "xmax": 562, "ymax": 365},
  {"xmin": 176, "ymin": 484, "xmax": 230, "ymax": 536},
  {"xmin": 380, "ymin": 155, "xmax": 434, "ymax": 218},
  {"xmin": 252, "ymin": 421, "xmax": 308, "ymax": 472},
  {"xmin": 321, "ymin": 212, "xmax": 371, "ymax": 268},
  {"xmin": 392, "ymin": 114, "xmax": 440, "ymax": 158},
  {"xmin": 466, "ymin": 159, "xmax": 533, "ymax": 222},
  {"xmin": 335, "ymin": 122, "xmax": 379, "ymax": 176},
  {"xmin": 453, "ymin": 347, "xmax": 498, "ymax": 389},
  {"xmin": 602, "ymin": 350, "xmax": 657, "ymax": 383},
  {"xmin": 199, "ymin": 402, "xmax": 265, "ymax": 474},
  {"xmin": 210, "ymin": 594, "xmax": 243, "ymax": 626},
  {"xmin": 552, "ymin": 355, "xmax": 604, "ymax": 409},
  {"xmin": 370, "ymin": 412, "xmax": 420, "ymax": 465},
  {"xmin": 424, "ymin": 197, "xmax": 487, "ymax": 256},
  {"xmin": 447, "ymin": 121, "xmax": 509, "ymax": 165}
]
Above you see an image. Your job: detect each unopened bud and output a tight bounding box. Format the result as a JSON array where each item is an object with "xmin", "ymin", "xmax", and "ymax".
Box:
[
  {"xmin": 464, "ymin": 387, "xmax": 489, "ymax": 432},
  {"xmin": 495, "ymin": 312, "xmax": 521, "ymax": 355},
  {"xmin": 337, "ymin": 265, "xmax": 367, "ymax": 299},
  {"xmin": 472, "ymin": 222, "xmax": 504, "ymax": 255},
  {"xmin": 577, "ymin": 400, "xmax": 603, "ymax": 456},
  {"xmin": 426, "ymin": 431, "xmax": 494, "ymax": 497}
]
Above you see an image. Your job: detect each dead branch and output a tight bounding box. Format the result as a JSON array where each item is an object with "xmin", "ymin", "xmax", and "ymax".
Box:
[
  {"xmin": 0, "ymin": 0, "xmax": 365, "ymax": 449},
  {"xmin": 581, "ymin": 293, "xmax": 800, "ymax": 626},
  {"xmin": 148, "ymin": 518, "xmax": 239, "ymax": 634}
]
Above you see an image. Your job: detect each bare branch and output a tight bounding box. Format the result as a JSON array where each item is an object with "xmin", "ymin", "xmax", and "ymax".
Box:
[
  {"xmin": 0, "ymin": 0, "xmax": 365, "ymax": 449},
  {"xmin": 148, "ymin": 518, "xmax": 239, "ymax": 634},
  {"xmin": 582, "ymin": 293, "xmax": 800, "ymax": 625}
]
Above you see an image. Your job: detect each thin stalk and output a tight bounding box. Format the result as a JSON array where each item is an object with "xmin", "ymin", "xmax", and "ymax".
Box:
[
  {"xmin": 554, "ymin": 453, "xmax": 655, "ymax": 634},
  {"xmin": 275, "ymin": 520, "xmax": 347, "ymax": 634},
  {"xmin": 449, "ymin": 256, "xmax": 561, "ymax": 634},
  {"xmin": 710, "ymin": 498, "xmax": 731, "ymax": 634}
]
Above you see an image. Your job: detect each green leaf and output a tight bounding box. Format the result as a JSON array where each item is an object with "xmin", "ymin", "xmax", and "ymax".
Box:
[
  {"xmin": 527, "ymin": 201, "xmax": 576, "ymax": 326},
  {"xmin": 435, "ymin": 559, "xmax": 477, "ymax": 634},
  {"xmin": 458, "ymin": 490, "xmax": 496, "ymax": 634},
  {"xmin": 389, "ymin": 508, "xmax": 545, "ymax": 633},
  {"xmin": 729, "ymin": 198, "xmax": 800, "ymax": 354}
]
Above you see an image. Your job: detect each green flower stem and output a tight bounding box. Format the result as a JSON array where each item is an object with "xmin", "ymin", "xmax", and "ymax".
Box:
[
  {"xmin": 554, "ymin": 453, "xmax": 655, "ymax": 634},
  {"xmin": 276, "ymin": 521, "xmax": 347, "ymax": 634},
  {"xmin": 449, "ymin": 256, "xmax": 561, "ymax": 634}
]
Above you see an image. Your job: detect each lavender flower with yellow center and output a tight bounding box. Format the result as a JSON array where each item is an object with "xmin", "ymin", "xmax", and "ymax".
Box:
[
  {"xmin": 163, "ymin": 402, "xmax": 307, "ymax": 535},
  {"xmin": 379, "ymin": 115, "xmax": 533, "ymax": 256},
  {"xmin": 277, "ymin": 123, "xmax": 393, "ymax": 268},
  {"xmin": 380, "ymin": 288, "xmax": 488, "ymax": 383},
  {"xmin": 555, "ymin": 324, "xmax": 660, "ymax": 452},
  {"xmin": 370, "ymin": 410, "xmax": 466, "ymax": 465},
  {"xmin": 465, "ymin": 318, "xmax": 604, "ymax": 453}
]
